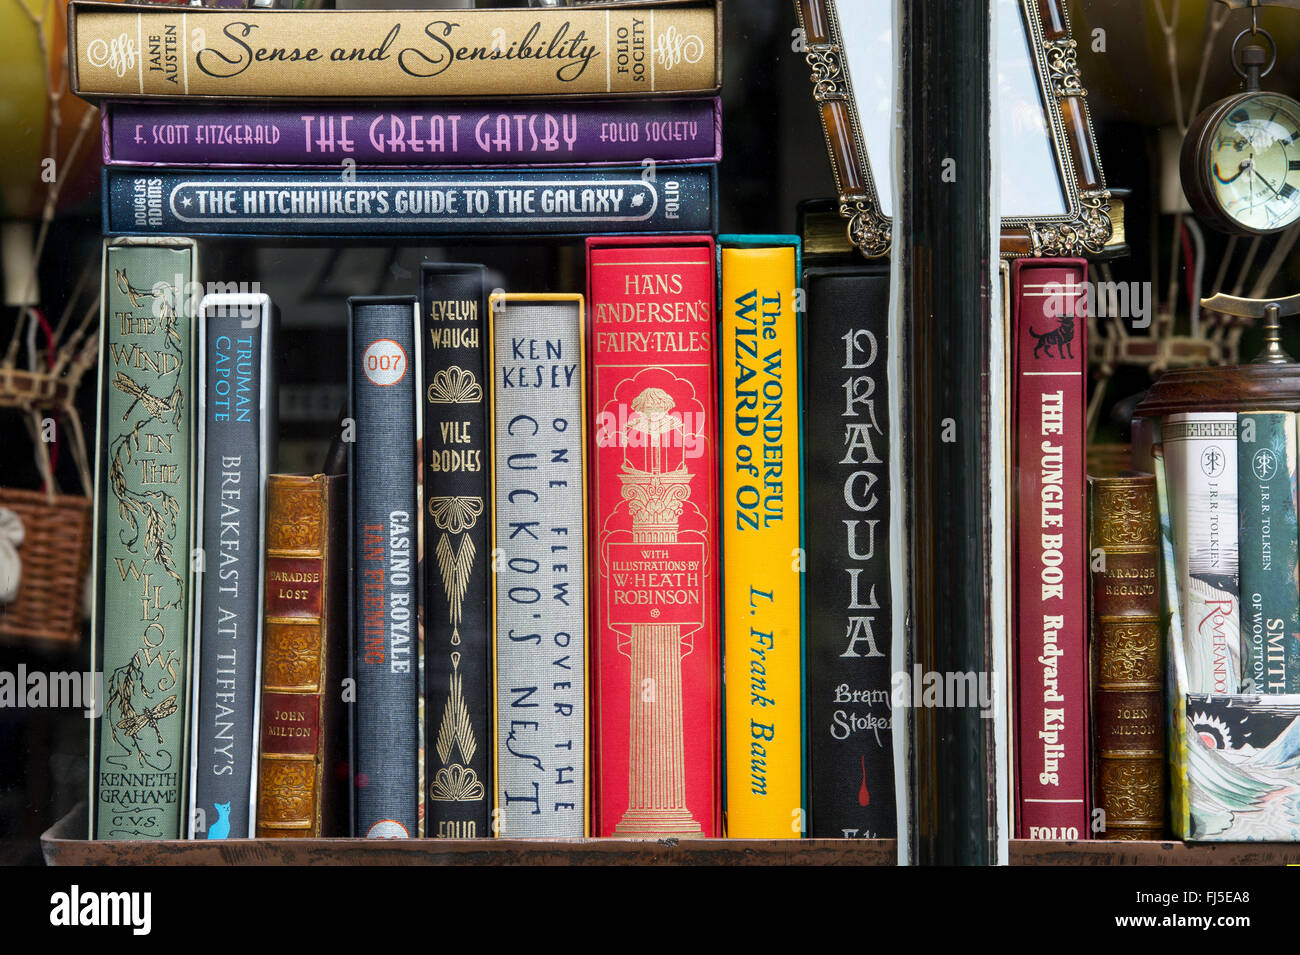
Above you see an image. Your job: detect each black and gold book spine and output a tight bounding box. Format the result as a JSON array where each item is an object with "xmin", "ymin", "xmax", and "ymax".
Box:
[
  {"xmin": 802, "ymin": 264, "xmax": 896, "ymax": 839},
  {"xmin": 421, "ymin": 263, "xmax": 491, "ymax": 838}
]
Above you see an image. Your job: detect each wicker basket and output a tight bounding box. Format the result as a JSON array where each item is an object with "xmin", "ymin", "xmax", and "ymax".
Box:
[{"xmin": 0, "ymin": 486, "xmax": 92, "ymax": 645}]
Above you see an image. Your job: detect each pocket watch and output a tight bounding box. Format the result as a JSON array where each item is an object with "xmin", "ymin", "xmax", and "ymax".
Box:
[{"xmin": 1181, "ymin": 28, "xmax": 1300, "ymax": 235}]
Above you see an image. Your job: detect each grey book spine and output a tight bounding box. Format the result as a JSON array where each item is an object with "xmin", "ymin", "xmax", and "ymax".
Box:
[
  {"xmin": 190, "ymin": 294, "xmax": 276, "ymax": 839},
  {"xmin": 349, "ymin": 295, "xmax": 420, "ymax": 838},
  {"xmin": 491, "ymin": 295, "xmax": 587, "ymax": 837}
]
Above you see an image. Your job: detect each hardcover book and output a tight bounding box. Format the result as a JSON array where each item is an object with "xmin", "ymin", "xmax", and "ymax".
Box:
[
  {"xmin": 348, "ymin": 295, "xmax": 419, "ymax": 838},
  {"xmin": 802, "ymin": 264, "xmax": 896, "ymax": 840},
  {"xmin": 586, "ymin": 236, "xmax": 721, "ymax": 838},
  {"xmin": 103, "ymin": 99, "xmax": 722, "ymax": 168},
  {"xmin": 103, "ymin": 166, "xmax": 716, "ymax": 238},
  {"xmin": 421, "ymin": 263, "xmax": 491, "ymax": 838},
  {"xmin": 1088, "ymin": 473, "xmax": 1165, "ymax": 840},
  {"xmin": 1164, "ymin": 412, "xmax": 1240, "ymax": 695},
  {"xmin": 1012, "ymin": 258, "xmax": 1089, "ymax": 840},
  {"xmin": 489, "ymin": 292, "xmax": 588, "ymax": 837},
  {"xmin": 258, "ymin": 472, "xmax": 349, "ymax": 838},
  {"xmin": 189, "ymin": 292, "xmax": 276, "ymax": 840},
  {"xmin": 70, "ymin": 2, "xmax": 721, "ymax": 100},
  {"xmin": 718, "ymin": 236, "xmax": 803, "ymax": 839},
  {"xmin": 91, "ymin": 237, "xmax": 197, "ymax": 839},
  {"xmin": 1237, "ymin": 410, "xmax": 1300, "ymax": 693}
]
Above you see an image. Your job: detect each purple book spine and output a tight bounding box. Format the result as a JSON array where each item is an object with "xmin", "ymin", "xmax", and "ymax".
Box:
[{"xmin": 104, "ymin": 98, "xmax": 722, "ymax": 168}]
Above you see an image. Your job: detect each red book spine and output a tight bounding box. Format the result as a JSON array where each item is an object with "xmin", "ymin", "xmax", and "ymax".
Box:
[
  {"xmin": 1013, "ymin": 258, "xmax": 1090, "ymax": 840},
  {"xmin": 585, "ymin": 236, "xmax": 721, "ymax": 838}
]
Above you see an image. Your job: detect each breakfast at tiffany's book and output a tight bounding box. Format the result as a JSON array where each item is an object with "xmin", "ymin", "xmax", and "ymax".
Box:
[{"xmin": 0, "ymin": 0, "xmax": 1292, "ymax": 922}]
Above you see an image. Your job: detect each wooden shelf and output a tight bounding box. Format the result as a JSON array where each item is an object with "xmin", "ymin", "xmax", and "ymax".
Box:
[{"xmin": 46, "ymin": 808, "xmax": 1300, "ymax": 865}]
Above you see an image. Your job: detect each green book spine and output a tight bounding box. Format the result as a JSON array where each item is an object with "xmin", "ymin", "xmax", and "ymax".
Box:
[
  {"xmin": 1238, "ymin": 411, "xmax": 1300, "ymax": 693},
  {"xmin": 93, "ymin": 240, "xmax": 196, "ymax": 839}
]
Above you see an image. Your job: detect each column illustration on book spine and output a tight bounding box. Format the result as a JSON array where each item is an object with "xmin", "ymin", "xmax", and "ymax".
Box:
[
  {"xmin": 587, "ymin": 238, "xmax": 720, "ymax": 838},
  {"xmin": 422, "ymin": 264, "xmax": 491, "ymax": 838},
  {"xmin": 94, "ymin": 239, "xmax": 196, "ymax": 840}
]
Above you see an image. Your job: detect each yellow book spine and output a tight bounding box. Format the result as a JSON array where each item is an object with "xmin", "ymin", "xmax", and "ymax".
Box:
[
  {"xmin": 720, "ymin": 245, "xmax": 802, "ymax": 838},
  {"xmin": 70, "ymin": 3, "xmax": 718, "ymax": 99}
]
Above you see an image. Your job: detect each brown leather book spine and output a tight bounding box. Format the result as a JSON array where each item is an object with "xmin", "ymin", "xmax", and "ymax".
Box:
[
  {"xmin": 257, "ymin": 474, "xmax": 347, "ymax": 838},
  {"xmin": 1088, "ymin": 473, "xmax": 1166, "ymax": 840}
]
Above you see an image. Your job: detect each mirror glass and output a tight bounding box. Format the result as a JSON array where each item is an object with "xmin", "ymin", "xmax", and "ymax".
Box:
[{"xmin": 836, "ymin": 0, "xmax": 1069, "ymax": 221}]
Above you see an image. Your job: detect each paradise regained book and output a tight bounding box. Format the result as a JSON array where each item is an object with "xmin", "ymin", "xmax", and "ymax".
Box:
[
  {"xmin": 1164, "ymin": 412, "xmax": 1240, "ymax": 696},
  {"xmin": 257, "ymin": 473, "xmax": 348, "ymax": 838},
  {"xmin": 1237, "ymin": 410, "xmax": 1300, "ymax": 693},
  {"xmin": 801, "ymin": 264, "xmax": 896, "ymax": 840},
  {"xmin": 1012, "ymin": 257, "xmax": 1089, "ymax": 841},
  {"xmin": 586, "ymin": 236, "xmax": 721, "ymax": 838},
  {"xmin": 1088, "ymin": 473, "xmax": 1165, "ymax": 841},
  {"xmin": 188, "ymin": 292, "xmax": 276, "ymax": 840},
  {"xmin": 422, "ymin": 263, "xmax": 491, "ymax": 838},
  {"xmin": 92, "ymin": 237, "xmax": 196, "ymax": 840},
  {"xmin": 101, "ymin": 167, "xmax": 717, "ymax": 238},
  {"xmin": 489, "ymin": 292, "xmax": 588, "ymax": 837},
  {"xmin": 103, "ymin": 99, "xmax": 722, "ymax": 168},
  {"xmin": 70, "ymin": 2, "xmax": 720, "ymax": 99},
  {"xmin": 348, "ymin": 295, "xmax": 419, "ymax": 838},
  {"xmin": 718, "ymin": 236, "xmax": 803, "ymax": 838}
]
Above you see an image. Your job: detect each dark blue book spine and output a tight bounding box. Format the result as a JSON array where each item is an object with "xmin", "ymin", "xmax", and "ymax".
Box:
[
  {"xmin": 103, "ymin": 166, "xmax": 716, "ymax": 238},
  {"xmin": 349, "ymin": 296, "xmax": 420, "ymax": 838},
  {"xmin": 191, "ymin": 294, "xmax": 275, "ymax": 840},
  {"xmin": 421, "ymin": 263, "xmax": 492, "ymax": 838}
]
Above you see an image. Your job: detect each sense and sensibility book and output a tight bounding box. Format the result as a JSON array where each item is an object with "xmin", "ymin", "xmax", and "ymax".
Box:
[
  {"xmin": 586, "ymin": 236, "xmax": 721, "ymax": 838},
  {"xmin": 91, "ymin": 237, "xmax": 197, "ymax": 840},
  {"xmin": 188, "ymin": 292, "xmax": 276, "ymax": 840},
  {"xmin": 102, "ymin": 167, "xmax": 716, "ymax": 238},
  {"xmin": 489, "ymin": 292, "xmax": 588, "ymax": 838},
  {"xmin": 348, "ymin": 295, "xmax": 419, "ymax": 838},
  {"xmin": 103, "ymin": 99, "xmax": 722, "ymax": 168},
  {"xmin": 718, "ymin": 235, "xmax": 803, "ymax": 838},
  {"xmin": 421, "ymin": 263, "xmax": 492, "ymax": 838}
]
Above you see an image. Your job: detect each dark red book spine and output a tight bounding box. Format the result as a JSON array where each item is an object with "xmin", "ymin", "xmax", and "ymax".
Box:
[{"xmin": 1013, "ymin": 258, "xmax": 1090, "ymax": 840}]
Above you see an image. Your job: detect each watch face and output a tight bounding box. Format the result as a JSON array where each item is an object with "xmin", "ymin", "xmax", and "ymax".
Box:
[{"xmin": 1207, "ymin": 92, "xmax": 1300, "ymax": 232}]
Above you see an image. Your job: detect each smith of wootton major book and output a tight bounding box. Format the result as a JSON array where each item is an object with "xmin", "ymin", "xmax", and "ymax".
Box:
[
  {"xmin": 103, "ymin": 99, "xmax": 721, "ymax": 168},
  {"xmin": 103, "ymin": 167, "xmax": 716, "ymax": 238},
  {"xmin": 69, "ymin": 2, "xmax": 720, "ymax": 100}
]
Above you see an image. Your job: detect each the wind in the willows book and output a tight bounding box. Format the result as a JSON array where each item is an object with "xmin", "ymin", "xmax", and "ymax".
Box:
[{"xmin": 91, "ymin": 237, "xmax": 197, "ymax": 840}]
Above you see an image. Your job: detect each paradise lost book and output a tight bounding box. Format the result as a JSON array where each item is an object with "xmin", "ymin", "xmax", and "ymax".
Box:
[
  {"xmin": 421, "ymin": 263, "xmax": 491, "ymax": 839},
  {"xmin": 91, "ymin": 237, "xmax": 197, "ymax": 840},
  {"xmin": 348, "ymin": 296, "xmax": 420, "ymax": 838},
  {"xmin": 489, "ymin": 293, "xmax": 588, "ymax": 838},
  {"xmin": 69, "ymin": 2, "xmax": 721, "ymax": 100},
  {"xmin": 718, "ymin": 236, "xmax": 803, "ymax": 839},
  {"xmin": 1012, "ymin": 257, "xmax": 1089, "ymax": 840},
  {"xmin": 586, "ymin": 236, "xmax": 721, "ymax": 838}
]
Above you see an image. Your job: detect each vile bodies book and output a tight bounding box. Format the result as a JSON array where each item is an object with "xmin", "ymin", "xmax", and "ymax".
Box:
[
  {"xmin": 1011, "ymin": 258, "xmax": 1089, "ymax": 840},
  {"xmin": 586, "ymin": 236, "xmax": 721, "ymax": 838}
]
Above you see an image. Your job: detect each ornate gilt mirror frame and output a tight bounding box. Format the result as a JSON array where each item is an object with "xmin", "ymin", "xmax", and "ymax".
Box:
[{"xmin": 794, "ymin": 0, "xmax": 1114, "ymax": 259}]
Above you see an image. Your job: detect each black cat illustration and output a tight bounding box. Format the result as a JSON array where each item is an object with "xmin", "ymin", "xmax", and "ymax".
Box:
[{"xmin": 1030, "ymin": 315, "xmax": 1075, "ymax": 359}]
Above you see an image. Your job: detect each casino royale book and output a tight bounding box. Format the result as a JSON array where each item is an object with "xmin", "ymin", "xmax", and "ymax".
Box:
[
  {"xmin": 586, "ymin": 237, "xmax": 721, "ymax": 838},
  {"xmin": 91, "ymin": 238, "xmax": 197, "ymax": 840},
  {"xmin": 103, "ymin": 99, "xmax": 721, "ymax": 168},
  {"xmin": 103, "ymin": 167, "xmax": 716, "ymax": 238},
  {"xmin": 188, "ymin": 293, "xmax": 276, "ymax": 840},
  {"xmin": 349, "ymin": 296, "xmax": 420, "ymax": 838},
  {"xmin": 489, "ymin": 293, "xmax": 588, "ymax": 838},
  {"xmin": 69, "ymin": 2, "xmax": 721, "ymax": 100},
  {"xmin": 422, "ymin": 264, "xmax": 491, "ymax": 838}
]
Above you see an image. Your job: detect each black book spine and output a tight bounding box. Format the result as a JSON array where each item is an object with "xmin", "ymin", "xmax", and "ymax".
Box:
[
  {"xmin": 802, "ymin": 266, "xmax": 897, "ymax": 838},
  {"xmin": 191, "ymin": 295, "xmax": 274, "ymax": 839},
  {"xmin": 421, "ymin": 263, "xmax": 492, "ymax": 838},
  {"xmin": 348, "ymin": 295, "xmax": 420, "ymax": 838}
]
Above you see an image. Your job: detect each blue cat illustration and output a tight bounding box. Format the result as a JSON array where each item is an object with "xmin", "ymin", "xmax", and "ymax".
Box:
[{"xmin": 207, "ymin": 801, "xmax": 231, "ymax": 840}]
